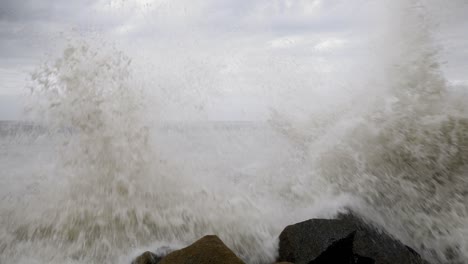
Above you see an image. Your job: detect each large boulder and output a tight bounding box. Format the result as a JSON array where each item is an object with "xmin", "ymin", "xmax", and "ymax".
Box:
[
  {"xmin": 278, "ymin": 213, "xmax": 427, "ymax": 264},
  {"xmin": 278, "ymin": 217, "xmax": 356, "ymax": 264},
  {"xmin": 339, "ymin": 214, "xmax": 425, "ymax": 264},
  {"xmin": 309, "ymin": 231, "xmax": 356, "ymax": 264},
  {"xmin": 159, "ymin": 235, "xmax": 245, "ymax": 264}
]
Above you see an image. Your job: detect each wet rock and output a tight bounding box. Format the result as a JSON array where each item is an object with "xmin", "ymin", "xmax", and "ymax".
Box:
[
  {"xmin": 354, "ymin": 254, "xmax": 375, "ymax": 264},
  {"xmin": 278, "ymin": 218, "xmax": 356, "ymax": 264},
  {"xmin": 309, "ymin": 231, "xmax": 356, "ymax": 264},
  {"xmin": 338, "ymin": 213, "xmax": 425, "ymax": 264},
  {"xmin": 278, "ymin": 213, "xmax": 426, "ymax": 264},
  {"xmin": 132, "ymin": 251, "xmax": 162, "ymax": 264},
  {"xmin": 159, "ymin": 235, "xmax": 245, "ymax": 264}
]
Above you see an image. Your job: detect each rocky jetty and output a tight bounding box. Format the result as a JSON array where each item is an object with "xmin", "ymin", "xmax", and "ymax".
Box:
[{"xmin": 132, "ymin": 213, "xmax": 427, "ymax": 264}]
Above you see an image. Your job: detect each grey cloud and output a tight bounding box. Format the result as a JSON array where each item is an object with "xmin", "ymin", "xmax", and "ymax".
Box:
[
  {"xmin": 0, "ymin": 0, "xmax": 467, "ymax": 78},
  {"xmin": 0, "ymin": 0, "xmax": 50, "ymax": 22},
  {"xmin": 0, "ymin": 0, "xmax": 96, "ymax": 23},
  {"xmin": 0, "ymin": 0, "xmax": 130, "ymax": 62}
]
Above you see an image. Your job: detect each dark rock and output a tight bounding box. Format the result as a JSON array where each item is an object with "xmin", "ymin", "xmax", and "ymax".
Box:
[
  {"xmin": 309, "ymin": 231, "xmax": 356, "ymax": 264},
  {"xmin": 338, "ymin": 214, "xmax": 425, "ymax": 264},
  {"xmin": 132, "ymin": 251, "xmax": 162, "ymax": 264},
  {"xmin": 278, "ymin": 213, "xmax": 426, "ymax": 264},
  {"xmin": 159, "ymin": 235, "xmax": 245, "ymax": 264},
  {"xmin": 278, "ymin": 218, "xmax": 356, "ymax": 264},
  {"xmin": 354, "ymin": 254, "xmax": 375, "ymax": 264}
]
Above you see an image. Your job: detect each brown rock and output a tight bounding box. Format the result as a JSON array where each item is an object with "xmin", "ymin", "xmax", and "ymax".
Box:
[
  {"xmin": 132, "ymin": 251, "xmax": 162, "ymax": 264},
  {"xmin": 159, "ymin": 235, "xmax": 245, "ymax": 264}
]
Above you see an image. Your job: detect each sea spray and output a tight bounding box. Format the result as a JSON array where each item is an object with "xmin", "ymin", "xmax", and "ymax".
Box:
[
  {"xmin": 29, "ymin": 42, "xmax": 152, "ymax": 196},
  {"xmin": 3, "ymin": 41, "xmax": 341, "ymax": 264},
  {"xmin": 4, "ymin": 42, "xmax": 163, "ymax": 262},
  {"xmin": 304, "ymin": 2, "xmax": 468, "ymax": 262}
]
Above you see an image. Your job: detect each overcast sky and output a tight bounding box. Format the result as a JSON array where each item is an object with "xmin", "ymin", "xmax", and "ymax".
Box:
[{"xmin": 0, "ymin": 0, "xmax": 467, "ymax": 120}]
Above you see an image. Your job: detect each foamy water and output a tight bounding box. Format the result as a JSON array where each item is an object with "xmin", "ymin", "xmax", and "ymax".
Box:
[{"xmin": 1, "ymin": 1, "xmax": 468, "ymax": 264}]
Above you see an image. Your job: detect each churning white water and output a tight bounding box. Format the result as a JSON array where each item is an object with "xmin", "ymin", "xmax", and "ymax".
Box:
[{"xmin": 1, "ymin": 1, "xmax": 468, "ymax": 263}]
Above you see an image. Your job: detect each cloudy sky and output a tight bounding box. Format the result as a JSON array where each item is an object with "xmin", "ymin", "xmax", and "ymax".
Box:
[{"xmin": 0, "ymin": 0, "xmax": 467, "ymax": 120}]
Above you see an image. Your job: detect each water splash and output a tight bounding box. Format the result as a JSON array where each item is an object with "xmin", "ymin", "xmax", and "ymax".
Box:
[
  {"xmin": 1, "ymin": 1, "xmax": 467, "ymax": 264},
  {"xmin": 305, "ymin": 2, "xmax": 468, "ymax": 262},
  {"xmin": 1, "ymin": 40, "xmax": 351, "ymax": 264}
]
